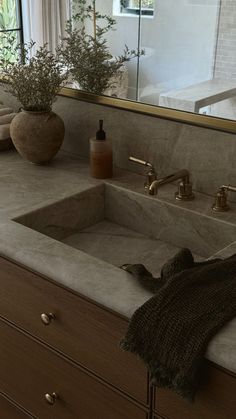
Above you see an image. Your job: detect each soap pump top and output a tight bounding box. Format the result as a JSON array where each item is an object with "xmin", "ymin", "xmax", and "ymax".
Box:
[{"xmin": 96, "ymin": 120, "xmax": 106, "ymax": 141}]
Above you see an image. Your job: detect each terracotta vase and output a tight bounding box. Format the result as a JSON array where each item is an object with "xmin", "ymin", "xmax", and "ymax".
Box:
[{"xmin": 10, "ymin": 110, "xmax": 65, "ymax": 164}]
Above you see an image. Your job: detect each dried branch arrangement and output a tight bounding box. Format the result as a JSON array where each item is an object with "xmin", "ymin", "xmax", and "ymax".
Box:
[
  {"xmin": 0, "ymin": 42, "xmax": 67, "ymax": 112},
  {"xmin": 59, "ymin": 0, "xmax": 144, "ymax": 95}
]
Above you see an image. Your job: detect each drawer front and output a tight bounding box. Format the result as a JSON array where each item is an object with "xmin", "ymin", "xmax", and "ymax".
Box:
[
  {"xmin": 154, "ymin": 363, "xmax": 236, "ymax": 419},
  {"xmin": 0, "ymin": 320, "xmax": 148, "ymax": 419},
  {"xmin": 0, "ymin": 392, "xmax": 34, "ymax": 419},
  {"xmin": 0, "ymin": 257, "xmax": 148, "ymax": 404}
]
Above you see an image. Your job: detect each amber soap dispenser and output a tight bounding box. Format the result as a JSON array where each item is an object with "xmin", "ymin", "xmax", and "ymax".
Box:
[{"xmin": 90, "ymin": 120, "xmax": 113, "ymax": 179}]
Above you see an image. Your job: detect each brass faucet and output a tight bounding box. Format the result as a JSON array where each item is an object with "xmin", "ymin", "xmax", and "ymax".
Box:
[
  {"xmin": 212, "ymin": 185, "xmax": 236, "ymax": 212},
  {"xmin": 129, "ymin": 156, "xmax": 194, "ymax": 201},
  {"xmin": 149, "ymin": 169, "xmax": 195, "ymax": 200},
  {"xmin": 128, "ymin": 156, "xmax": 157, "ymax": 189}
]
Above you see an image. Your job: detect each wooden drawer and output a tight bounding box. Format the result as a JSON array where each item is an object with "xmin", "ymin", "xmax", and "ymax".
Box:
[
  {"xmin": 0, "ymin": 319, "xmax": 148, "ymax": 419},
  {"xmin": 154, "ymin": 362, "xmax": 236, "ymax": 419},
  {"xmin": 0, "ymin": 392, "xmax": 34, "ymax": 418},
  {"xmin": 0, "ymin": 257, "xmax": 148, "ymax": 404}
]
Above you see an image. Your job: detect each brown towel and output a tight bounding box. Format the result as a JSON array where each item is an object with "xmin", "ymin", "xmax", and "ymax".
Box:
[{"xmin": 120, "ymin": 249, "xmax": 236, "ymax": 400}]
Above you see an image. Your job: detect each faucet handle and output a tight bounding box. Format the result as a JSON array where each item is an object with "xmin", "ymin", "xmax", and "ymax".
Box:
[
  {"xmin": 129, "ymin": 156, "xmax": 153, "ymax": 168},
  {"xmin": 211, "ymin": 185, "xmax": 236, "ymax": 212},
  {"xmin": 175, "ymin": 180, "xmax": 195, "ymax": 201},
  {"xmin": 129, "ymin": 156, "xmax": 157, "ymax": 189},
  {"xmin": 212, "ymin": 187, "xmax": 229, "ymax": 212}
]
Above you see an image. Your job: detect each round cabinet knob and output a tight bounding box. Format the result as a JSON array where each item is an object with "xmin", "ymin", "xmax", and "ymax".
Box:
[
  {"xmin": 40, "ymin": 313, "xmax": 55, "ymax": 326},
  {"xmin": 44, "ymin": 392, "xmax": 58, "ymax": 405}
]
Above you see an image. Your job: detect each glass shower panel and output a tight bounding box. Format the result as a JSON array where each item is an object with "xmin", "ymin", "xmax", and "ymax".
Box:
[
  {"xmin": 137, "ymin": 0, "xmax": 221, "ymax": 112},
  {"xmin": 93, "ymin": 0, "xmax": 140, "ymax": 100}
]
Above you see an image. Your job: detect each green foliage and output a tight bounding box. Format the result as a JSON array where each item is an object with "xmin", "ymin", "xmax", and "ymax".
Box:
[
  {"xmin": 59, "ymin": 0, "xmax": 144, "ymax": 95},
  {"xmin": 0, "ymin": 0, "xmax": 18, "ymax": 29},
  {"xmin": 0, "ymin": 42, "xmax": 68, "ymax": 111},
  {"xmin": 121, "ymin": 0, "xmax": 154, "ymax": 9},
  {"xmin": 0, "ymin": 0, "xmax": 19, "ymax": 63},
  {"xmin": 134, "ymin": 0, "xmax": 154, "ymax": 8},
  {"xmin": 0, "ymin": 32, "xmax": 18, "ymax": 65}
]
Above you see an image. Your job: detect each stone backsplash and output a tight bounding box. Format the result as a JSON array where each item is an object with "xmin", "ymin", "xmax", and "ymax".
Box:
[{"xmin": 1, "ymin": 85, "xmax": 236, "ymax": 201}]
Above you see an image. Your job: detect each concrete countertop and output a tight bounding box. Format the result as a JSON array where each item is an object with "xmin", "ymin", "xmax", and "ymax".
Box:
[{"xmin": 0, "ymin": 150, "xmax": 236, "ymax": 376}]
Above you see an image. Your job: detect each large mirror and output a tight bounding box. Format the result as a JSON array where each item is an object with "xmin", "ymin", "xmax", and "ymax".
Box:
[{"xmin": 1, "ymin": 0, "xmax": 236, "ymax": 129}]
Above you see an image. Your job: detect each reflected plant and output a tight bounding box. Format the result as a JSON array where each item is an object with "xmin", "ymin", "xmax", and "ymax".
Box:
[{"xmin": 59, "ymin": 0, "xmax": 144, "ymax": 95}]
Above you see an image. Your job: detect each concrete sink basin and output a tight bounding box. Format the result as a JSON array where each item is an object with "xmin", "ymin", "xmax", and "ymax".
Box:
[{"xmin": 15, "ymin": 183, "xmax": 236, "ymax": 275}]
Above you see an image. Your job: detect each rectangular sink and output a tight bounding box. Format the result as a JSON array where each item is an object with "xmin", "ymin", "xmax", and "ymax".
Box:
[{"xmin": 14, "ymin": 184, "xmax": 236, "ymax": 276}]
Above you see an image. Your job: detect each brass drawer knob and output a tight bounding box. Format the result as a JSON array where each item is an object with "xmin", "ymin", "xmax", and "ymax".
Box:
[
  {"xmin": 40, "ymin": 313, "xmax": 55, "ymax": 326},
  {"xmin": 44, "ymin": 392, "xmax": 58, "ymax": 405}
]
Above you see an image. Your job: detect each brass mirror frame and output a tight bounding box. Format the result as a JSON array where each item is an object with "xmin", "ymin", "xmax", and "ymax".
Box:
[{"xmin": 60, "ymin": 87, "xmax": 236, "ymax": 134}]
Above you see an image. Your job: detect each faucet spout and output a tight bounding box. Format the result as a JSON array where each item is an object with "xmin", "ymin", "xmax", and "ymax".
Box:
[{"xmin": 148, "ymin": 169, "xmax": 194, "ymax": 201}]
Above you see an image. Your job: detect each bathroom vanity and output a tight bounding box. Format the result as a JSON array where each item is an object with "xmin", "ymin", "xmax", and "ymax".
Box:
[
  {"xmin": 0, "ymin": 151, "xmax": 236, "ymax": 419},
  {"xmin": 0, "ymin": 256, "xmax": 148, "ymax": 419},
  {"xmin": 1, "ymin": 256, "xmax": 236, "ymax": 419}
]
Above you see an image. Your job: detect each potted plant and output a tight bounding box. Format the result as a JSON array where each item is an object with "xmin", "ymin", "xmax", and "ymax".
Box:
[
  {"xmin": 0, "ymin": 41, "xmax": 67, "ymax": 164},
  {"xmin": 59, "ymin": 0, "xmax": 144, "ymax": 95}
]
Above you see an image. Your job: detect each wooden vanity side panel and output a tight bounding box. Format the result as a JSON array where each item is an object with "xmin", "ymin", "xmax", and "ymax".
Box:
[
  {"xmin": 0, "ymin": 319, "xmax": 148, "ymax": 419},
  {"xmin": 0, "ymin": 257, "xmax": 148, "ymax": 404},
  {"xmin": 0, "ymin": 393, "xmax": 34, "ymax": 419},
  {"xmin": 154, "ymin": 362, "xmax": 236, "ymax": 419}
]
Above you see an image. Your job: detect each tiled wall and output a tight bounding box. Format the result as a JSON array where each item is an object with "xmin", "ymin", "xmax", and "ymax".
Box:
[
  {"xmin": 211, "ymin": 0, "xmax": 236, "ymax": 120},
  {"xmin": 214, "ymin": 0, "xmax": 236, "ymax": 80},
  {"xmin": 1, "ymin": 85, "xmax": 236, "ymax": 200}
]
